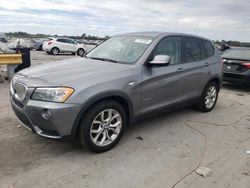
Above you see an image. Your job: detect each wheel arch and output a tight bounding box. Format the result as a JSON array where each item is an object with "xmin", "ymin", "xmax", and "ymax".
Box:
[
  {"xmin": 51, "ymin": 46, "xmax": 60, "ymax": 53},
  {"xmin": 71, "ymin": 91, "xmax": 134, "ymax": 138},
  {"xmin": 77, "ymin": 47, "xmax": 85, "ymax": 52},
  {"xmin": 206, "ymin": 76, "xmax": 222, "ymax": 91}
]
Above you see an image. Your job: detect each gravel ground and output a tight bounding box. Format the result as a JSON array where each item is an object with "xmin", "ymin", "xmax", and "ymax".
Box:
[{"xmin": 0, "ymin": 51, "xmax": 250, "ymax": 188}]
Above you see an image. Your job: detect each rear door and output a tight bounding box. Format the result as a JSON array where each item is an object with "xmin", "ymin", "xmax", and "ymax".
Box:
[
  {"xmin": 56, "ymin": 38, "xmax": 67, "ymax": 52},
  {"xmin": 141, "ymin": 36, "xmax": 186, "ymax": 113},
  {"xmin": 179, "ymin": 37, "xmax": 211, "ymax": 100},
  {"xmin": 64, "ymin": 39, "xmax": 77, "ymax": 52}
]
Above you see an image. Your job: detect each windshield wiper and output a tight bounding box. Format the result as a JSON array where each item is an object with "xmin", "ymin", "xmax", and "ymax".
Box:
[{"xmin": 88, "ymin": 57, "xmax": 118, "ymax": 63}]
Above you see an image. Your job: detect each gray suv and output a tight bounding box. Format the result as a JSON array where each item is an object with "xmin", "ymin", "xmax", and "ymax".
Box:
[{"xmin": 10, "ymin": 32, "xmax": 222, "ymax": 152}]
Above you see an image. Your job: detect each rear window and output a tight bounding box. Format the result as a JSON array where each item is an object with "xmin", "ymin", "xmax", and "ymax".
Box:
[
  {"xmin": 203, "ymin": 40, "xmax": 214, "ymax": 58},
  {"xmin": 222, "ymin": 48, "xmax": 250, "ymax": 60}
]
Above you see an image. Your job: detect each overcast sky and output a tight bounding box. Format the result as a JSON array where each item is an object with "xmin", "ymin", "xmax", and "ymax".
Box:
[{"xmin": 0, "ymin": 0, "xmax": 250, "ymax": 41}]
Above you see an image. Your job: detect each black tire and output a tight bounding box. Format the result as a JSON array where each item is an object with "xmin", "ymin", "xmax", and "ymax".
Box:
[
  {"xmin": 77, "ymin": 48, "xmax": 85, "ymax": 56},
  {"xmin": 78, "ymin": 100, "xmax": 127, "ymax": 153},
  {"xmin": 51, "ymin": 47, "xmax": 59, "ymax": 55},
  {"xmin": 195, "ymin": 82, "xmax": 219, "ymax": 112}
]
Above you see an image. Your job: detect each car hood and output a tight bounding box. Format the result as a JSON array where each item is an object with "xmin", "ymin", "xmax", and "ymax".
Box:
[{"xmin": 17, "ymin": 57, "xmax": 137, "ymax": 87}]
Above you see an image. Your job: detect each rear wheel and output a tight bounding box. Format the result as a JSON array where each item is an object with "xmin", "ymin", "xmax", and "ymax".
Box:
[
  {"xmin": 51, "ymin": 47, "xmax": 59, "ymax": 55},
  {"xmin": 196, "ymin": 82, "xmax": 218, "ymax": 112},
  {"xmin": 78, "ymin": 100, "xmax": 127, "ymax": 152}
]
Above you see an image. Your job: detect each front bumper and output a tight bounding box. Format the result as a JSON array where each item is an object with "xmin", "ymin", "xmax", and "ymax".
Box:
[{"xmin": 10, "ymin": 94, "xmax": 81, "ymax": 139}]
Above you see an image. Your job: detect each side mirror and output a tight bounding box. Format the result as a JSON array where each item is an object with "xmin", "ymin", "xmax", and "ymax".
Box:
[{"xmin": 149, "ymin": 55, "xmax": 170, "ymax": 66}]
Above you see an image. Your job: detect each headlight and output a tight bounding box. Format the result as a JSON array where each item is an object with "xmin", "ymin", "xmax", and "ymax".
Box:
[{"xmin": 31, "ymin": 87, "xmax": 74, "ymax": 103}]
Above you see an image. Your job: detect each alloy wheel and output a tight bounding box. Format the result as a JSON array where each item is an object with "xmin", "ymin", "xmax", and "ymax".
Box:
[
  {"xmin": 90, "ymin": 109, "xmax": 122, "ymax": 147},
  {"xmin": 205, "ymin": 85, "xmax": 217, "ymax": 109},
  {"xmin": 52, "ymin": 48, "xmax": 59, "ymax": 55}
]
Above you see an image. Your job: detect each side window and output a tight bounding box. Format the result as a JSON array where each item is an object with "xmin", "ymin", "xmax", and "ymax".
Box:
[
  {"xmin": 182, "ymin": 37, "xmax": 203, "ymax": 63},
  {"xmin": 203, "ymin": 40, "xmax": 214, "ymax": 58},
  {"xmin": 57, "ymin": 39, "xmax": 65, "ymax": 43},
  {"xmin": 153, "ymin": 37, "xmax": 181, "ymax": 65},
  {"xmin": 68, "ymin": 39, "xmax": 75, "ymax": 44},
  {"xmin": 199, "ymin": 39, "xmax": 207, "ymax": 60},
  {"xmin": 64, "ymin": 39, "xmax": 72, "ymax": 44}
]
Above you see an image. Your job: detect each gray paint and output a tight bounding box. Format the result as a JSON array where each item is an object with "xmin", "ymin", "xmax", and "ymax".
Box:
[{"xmin": 10, "ymin": 32, "xmax": 222, "ymax": 138}]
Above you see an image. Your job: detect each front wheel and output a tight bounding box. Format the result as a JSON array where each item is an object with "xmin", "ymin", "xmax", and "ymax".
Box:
[
  {"xmin": 196, "ymin": 82, "xmax": 219, "ymax": 112},
  {"xmin": 78, "ymin": 100, "xmax": 127, "ymax": 152},
  {"xmin": 77, "ymin": 48, "xmax": 85, "ymax": 56}
]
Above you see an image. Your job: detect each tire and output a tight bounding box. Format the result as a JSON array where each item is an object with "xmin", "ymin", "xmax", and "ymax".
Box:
[
  {"xmin": 195, "ymin": 82, "xmax": 219, "ymax": 112},
  {"xmin": 51, "ymin": 47, "xmax": 59, "ymax": 55},
  {"xmin": 77, "ymin": 48, "xmax": 85, "ymax": 56},
  {"xmin": 78, "ymin": 100, "xmax": 127, "ymax": 153}
]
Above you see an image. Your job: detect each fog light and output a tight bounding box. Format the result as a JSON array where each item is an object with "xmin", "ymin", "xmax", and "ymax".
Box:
[{"xmin": 41, "ymin": 109, "xmax": 52, "ymax": 119}]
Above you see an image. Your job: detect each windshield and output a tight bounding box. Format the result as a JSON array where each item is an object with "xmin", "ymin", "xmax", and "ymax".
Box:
[
  {"xmin": 86, "ymin": 36, "xmax": 153, "ymax": 64},
  {"xmin": 222, "ymin": 48, "xmax": 250, "ymax": 60}
]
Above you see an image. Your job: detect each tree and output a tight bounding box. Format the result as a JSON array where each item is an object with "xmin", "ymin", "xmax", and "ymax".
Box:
[{"xmin": 81, "ymin": 33, "xmax": 86, "ymax": 38}]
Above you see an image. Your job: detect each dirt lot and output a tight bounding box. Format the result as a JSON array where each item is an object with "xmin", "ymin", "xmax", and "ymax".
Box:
[{"xmin": 0, "ymin": 51, "xmax": 250, "ymax": 188}]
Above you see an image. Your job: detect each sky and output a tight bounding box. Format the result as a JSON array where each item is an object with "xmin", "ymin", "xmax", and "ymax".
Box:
[{"xmin": 0, "ymin": 0, "xmax": 250, "ymax": 42}]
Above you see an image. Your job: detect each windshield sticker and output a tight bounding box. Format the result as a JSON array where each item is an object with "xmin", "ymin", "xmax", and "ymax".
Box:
[{"xmin": 134, "ymin": 38, "xmax": 152, "ymax": 44}]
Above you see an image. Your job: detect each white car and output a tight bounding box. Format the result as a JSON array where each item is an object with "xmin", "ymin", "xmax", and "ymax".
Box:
[{"xmin": 43, "ymin": 38, "xmax": 86, "ymax": 56}]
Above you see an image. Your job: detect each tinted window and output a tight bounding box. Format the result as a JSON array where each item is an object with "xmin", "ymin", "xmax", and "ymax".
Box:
[
  {"xmin": 203, "ymin": 40, "xmax": 214, "ymax": 58},
  {"xmin": 70, "ymin": 40, "xmax": 76, "ymax": 44},
  {"xmin": 64, "ymin": 39, "xmax": 75, "ymax": 44},
  {"xmin": 183, "ymin": 37, "xmax": 203, "ymax": 63},
  {"xmin": 153, "ymin": 37, "xmax": 181, "ymax": 65},
  {"xmin": 57, "ymin": 38, "xmax": 65, "ymax": 43},
  {"xmin": 199, "ymin": 39, "xmax": 207, "ymax": 60}
]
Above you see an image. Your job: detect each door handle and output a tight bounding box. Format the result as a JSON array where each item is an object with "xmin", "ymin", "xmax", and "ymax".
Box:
[{"xmin": 177, "ymin": 67, "xmax": 185, "ymax": 72}]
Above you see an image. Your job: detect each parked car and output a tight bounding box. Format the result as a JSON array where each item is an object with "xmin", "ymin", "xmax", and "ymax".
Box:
[
  {"xmin": 34, "ymin": 39, "xmax": 44, "ymax": 51},
  {"xmin": 10, "ymin": 32, "xmax": 222, "ymax": 152},
  {"xmin": 222, "ymin": 48, "xmax": 250, "ymax": 85},
  {"xmin": 0, "ymin": 41, "xmax": 16, "ymax": 54},
  {"xmin": 220, "ymin": 43, "xmax": 231, "ymax": 52},
  {"xmin": 0, "ymin": 32, "xmax": 7, "ymax": 43},
  {"xmin": 43, "ymin": 37, "xmax": 86, "ymax": 56},
  {"xmin": 8, "ymin": 38, "xmax": 34, "ymax": 50}
]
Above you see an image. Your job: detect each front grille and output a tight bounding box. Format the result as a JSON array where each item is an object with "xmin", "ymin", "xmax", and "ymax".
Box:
[{"xmin": 11, "ymin": 81, "xmax": 27, "ymax": 101}]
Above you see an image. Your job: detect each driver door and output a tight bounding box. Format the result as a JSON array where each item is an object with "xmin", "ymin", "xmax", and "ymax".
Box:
[{"xmin": 141, "ymin": 36, "xmax": 186, "ymax": 113}]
